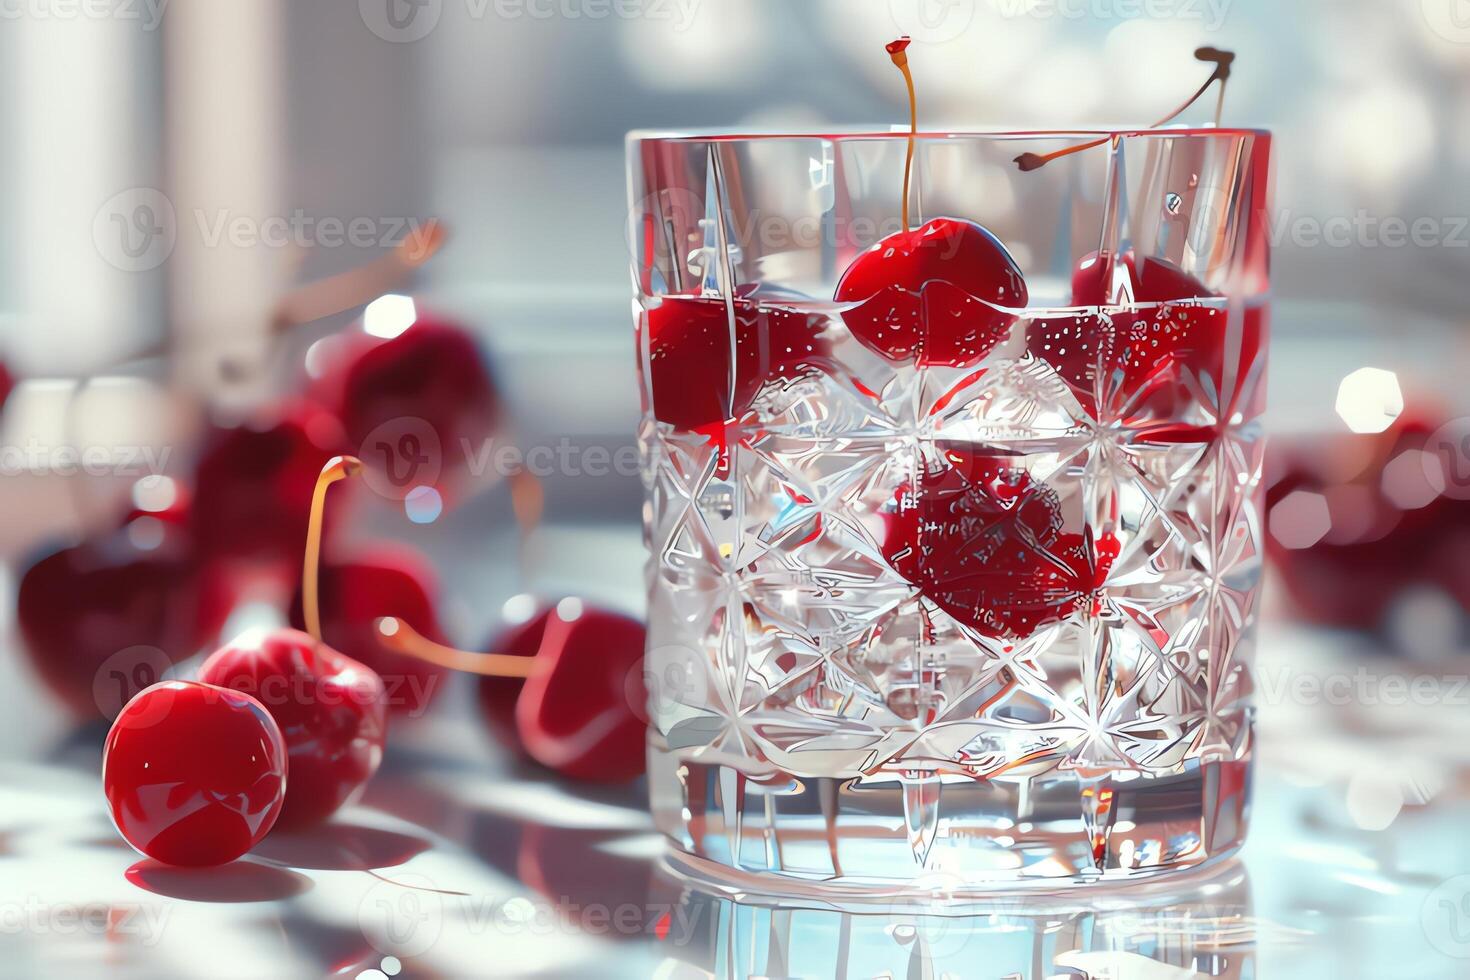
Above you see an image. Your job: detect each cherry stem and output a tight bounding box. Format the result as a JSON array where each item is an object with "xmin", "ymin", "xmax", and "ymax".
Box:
[
  {"xmin": 303, "ymin": 455, "xmax": 363, "ymax": 644},
  {"xmin": 887, "ymin": 37, "xmax": 916, "ymax": 233},
  {"xmin": 375, "ymin": 616, "xmax": 535, "ymax": 679},
  {"xmin": 1014, "ymin": 47, "xmax": 1236, "ymax": 172},
  {"xmin": 271, "ymin": 219, "xmax": 445, "ymax": 332}
]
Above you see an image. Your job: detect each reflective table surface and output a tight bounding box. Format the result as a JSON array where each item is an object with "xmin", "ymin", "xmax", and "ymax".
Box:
[{"xmin": 3, "ymin": 620, "xmax": 1469, "ymax": 979}]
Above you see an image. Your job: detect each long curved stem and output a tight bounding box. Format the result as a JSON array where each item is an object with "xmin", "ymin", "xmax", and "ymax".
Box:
[
  {"xmin": 1015, "ymin": 48, "xmax": 1236, "ymax": 172},
  {"xmin": 375, "ymin": 617, "xmax": 534, "ymax": 678},
  {"xmin": 887, "ymin": 38, "xmax": 917, "ymax": 233},
  {"xmin": 304, "ymin": 455, "xmax": 362, "ymax": 643}
]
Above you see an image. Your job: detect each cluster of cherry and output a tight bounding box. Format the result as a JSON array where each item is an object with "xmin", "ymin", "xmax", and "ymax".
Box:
[{"xmin": 7, "ymin": 234, "xmax": 647, "ymax": 865}]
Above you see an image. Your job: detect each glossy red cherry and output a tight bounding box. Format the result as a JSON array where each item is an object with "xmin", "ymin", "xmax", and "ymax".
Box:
[
  {"xmin": 379, "ymin": 599, "xmax": 648, "ymax": 781},
  {"xmin": 316, "ymin": 309, "xmax": 499, "ymax": 500},
  {"xmin": 191, "ymin": 404, "xmax": 347, "ymax": 564},
  {"xmin": 17, "ymin": 517, "xmax": 222, "ymax": 718},
  {"xmin": 475, "ymin": 604, "xmax": 547, "ymax": 746},
  {"xmin": 835, "ymin": 219, "xmax": 1028, "ymax": 367},
  {"xmin": 513, "ymin": 603, "xmax": 647, "ymax": 781},
  {"xmin": 103, "ymin": 680, "xmax": 287, "ymax": 866},
  {"xmin": 289, "ymin": 548, "xmax": 446, "ymax": 716},
  {"xmin": 1070, "ymin": 250, "xmax": 1213, "ymax": 307},
  {"xmin": 1033, "ymin": 251, "xmax": 1264, "ymax": 430},
  {"xmin": 200, "ymin": 628, "xmax": 386, "ymax": 828},
  {"xmin": 883, "ymin": 449, "xmax": 1118, "ymax": 637},
  {"xmin": 645, "ymin": 294, "xmax": 832, "ymax": 432},
  {"xmin": 834, "ymin": 39, "xmax": 1028, "ymax": 369}
]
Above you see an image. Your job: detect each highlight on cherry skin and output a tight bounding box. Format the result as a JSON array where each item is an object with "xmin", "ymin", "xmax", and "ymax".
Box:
[{"xmin": 102, "ymin": 680, "xmax": 288, "ymax": 867}]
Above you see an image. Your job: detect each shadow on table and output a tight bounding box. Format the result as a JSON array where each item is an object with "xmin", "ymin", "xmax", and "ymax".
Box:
[
  {"xmin": 253, "ymin": 821, "xmax": 431, "ymax": 872},
  {"xmin": 125, "ymin": 858, "xmax": 312, "ymax": 902}
]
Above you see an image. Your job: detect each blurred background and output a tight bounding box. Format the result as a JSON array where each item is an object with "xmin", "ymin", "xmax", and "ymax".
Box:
[{"xmin": 3, "ymin": 1, "xmax": 1470, "ymax": 976}]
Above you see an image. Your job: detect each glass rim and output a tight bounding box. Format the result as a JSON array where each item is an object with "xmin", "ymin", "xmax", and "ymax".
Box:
[{"xmin": 627, "ymin": 125, "xmax": 1269, "ymax": 145}]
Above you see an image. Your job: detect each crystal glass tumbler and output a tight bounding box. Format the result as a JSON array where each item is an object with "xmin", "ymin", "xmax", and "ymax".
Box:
[{"xmin": 629, "ymin": 128, "xmax": 1271, "ymax": 888}]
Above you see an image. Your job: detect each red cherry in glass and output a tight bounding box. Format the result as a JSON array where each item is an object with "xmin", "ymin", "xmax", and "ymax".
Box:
[
  {"xmin": 378, "ymin": 599, "xmax": 649, "ymax": 782},
  {"xmin": 0, "ymin": 359, "xmax": 13, "ymax": 413},
  {"xmin": 289, "ymin": 547, "xmax": 447, "ymax": 717},
  {"xmin": 835, "ymin": 219, "xmax": 1028, "ymax": 367},
  {"xmin": 200, "ymin": 628, "xmax": 386, "ymax": 828},
  {"xmin": 882, "ymin": 449, "xmax": 1118, "ymax": 638},
  {"xmin": 1070, "ymin": 250, "xmax": 1214, "ymax": 308},
  {"xmin": 645, "ymin": 295, "xmax": 832, "ymax": 432},
  {"xmin": 1035, "ymin": 251, "xmax": 1264, "ymax": 429},
  {"xmin": 833, "ymin": 39, "xmax": 1028, "ymax": 369},
  {"xmin": 103, "ymin": 680, "xmax": 287, "ymax": 866},
  {"xmin": 316, "ymin": 308, "xmax": 499, "ymax": 500},
  {"xmin": 17, "ymin": 518, "xmax": 222, "ymax": 718},
  {"xmin": 191, "ymin": 403, "xmax": 347, "ymax": 563}
]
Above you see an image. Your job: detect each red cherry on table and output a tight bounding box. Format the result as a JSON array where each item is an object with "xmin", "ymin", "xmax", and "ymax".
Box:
[
  {"xmin": 313, "ymin": 310, "xmax": 499, "ymax": 499},
  {"xmin": 381, "ymin": 598, "xmax": 649, "ymax": 781},
  {"xmin": 1265, "ymin": 408, "xmax": 1470, "ymax": 630},
  {"xmin": 644, "ymin": 294, "xmax": 832, "ymax": 432},
  {"xmin": 289, "ymin": 548, "xmax": 447, "ymax": 716},
  {"xmin": 103, "ymin": 680, "xmax": 287, "ymax": 866},
  {"xmin": 200, "ymin": 628, "xmax": 386, "ymax": 828},
  {"xmin": 475, "ymin": 604, "xmax": 546, "ymax": 747},
  {"xmin": 191, "ymin": 404, "xmax": 347, "ymax": 564},
  {"xmin": 883, "ymin": 449, "xmax": 1118, "ymax": 638},
  {"xmin": 17, "ymin": 516, "xmax": 224, "ymax": 718},
  {"xmin": 513, "ymin": 603, "xmax": 647, "ymax": 782},
  {"xmin": 834, "ymin": 218, "xmax": 1029, "ymax": 367}
]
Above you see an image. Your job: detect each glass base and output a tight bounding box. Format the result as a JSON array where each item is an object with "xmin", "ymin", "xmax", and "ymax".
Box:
[{"xmin": 650, "ymin": 746, "xmax": 1250, "ymax": 892}]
